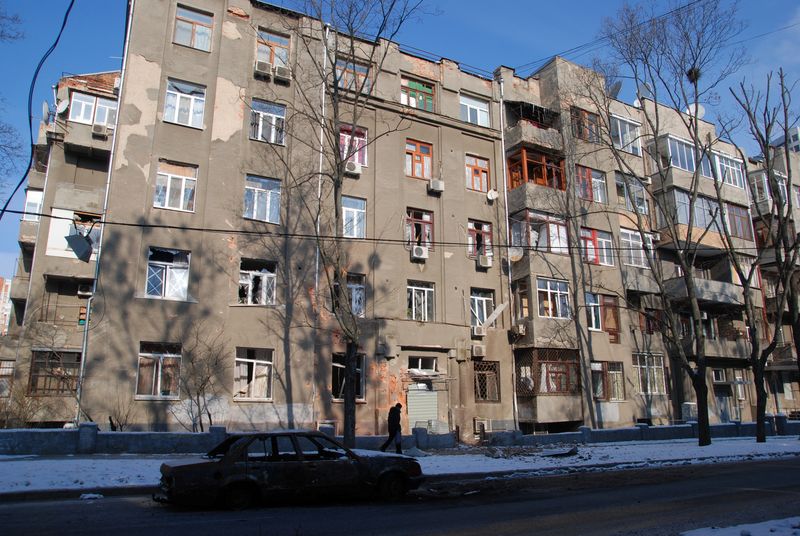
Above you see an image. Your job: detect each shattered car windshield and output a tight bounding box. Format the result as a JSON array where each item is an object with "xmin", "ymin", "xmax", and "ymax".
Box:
[{"xmin": 205, "ymin": 436, "xmax": 248, "ymax": 458}]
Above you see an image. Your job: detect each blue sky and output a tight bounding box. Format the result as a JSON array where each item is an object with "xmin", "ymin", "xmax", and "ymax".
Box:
[{"xmin": 0, "ymin": 0, "xmax": 798, "ymax": 279}]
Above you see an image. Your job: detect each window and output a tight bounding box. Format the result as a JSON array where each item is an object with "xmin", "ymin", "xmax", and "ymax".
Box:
[
  {"xmin": 591, "ymin": 362, "xmax": 625, "ymax": 401},
  {"xmin": 339, "ymin": 126, "xmax": 367, "ymax": 166},
  {"xmin": 244, "ymin": 175, "xmax": 281, "ymax": 224},
  {"xmin": 640, "ymin": 308, "xmax": 662, "ymax": 334},
  {"xmin": 750, "ymin": 172, "xmax": 787, "ymax": 203},
  {"xmin": 342, "ymin": 196, "xmax": 366, "ymax": 238},
  {"xmin": 673, "ymin": 189, "xmax": 721, "ymax": 232},
  {"xmin": 715, "ymin": 154, "xmax": 745, "ymax": 188},
  {"xmin": 154, "ymin": 161, "xmax": 196, "ymax": 212},
  {"xmin": 615, "ymin": 172, "xmax": 648, "ymax": 214},
  {"xmin": 571, "ymin": 108, "xmax": 599, "ymax": 143},
  {"xmin": 256, "ymin": 30, "xmax": 289, "ymax": 68},
  {"xmin": 28, "ymin": 351, "xmax": 80, "ymax": 396},
  {"xmin": 513, "ymin": 279, "xmax": 530, "ymax": 321},
  {"xmin": 70, "ymin": 212, "xmax": 101, "ymax": 254},
  {"xmin": 335, "ymin": 59, "xmax": 371, "ymax": 93},
  {"xmin": 408, "ymin": 356, "xmax": 436, "ymax": 371},
  {"xmin": 0, "ymin": 361, "xmax": 12, "ymax": 397},
  {"xmin": 576, "ymin": 165, "xmax": 607, "ymax": 203},
  {"xmin": 585, "ymin": 293, "xmax": 601, "ymax": 331},
  {"xmin": 580, "ymin": 228, "xmax": 614, "ymax": 266},
  {"xmin": 620, "ymin": 228, "xmax": 653, "ymax": 268},
  {"xmin": 727, "ymin": 204, "xmax": 753, "ymax": 240},
  {"xmin": 507, "ymin": 149, "xmax": 564, "ymax": 190},
  {"xmin": 333, "ymin": 273, "xmax": 366, "ymax": 318},
  {"xmin": 537, "ymin": 354, "xmax": 579, "ymax": 394},
  {"xmin": 610, "ymin": 115, "xmax": 641, "ymax": 156},
  {"xmin": 470, "ymin": 288, "xmax": 494, "ymax": 327},
  {"xmin": 474, "ymin": 361, "xmax": 500, "ymax": 401},
  {"xmin": 69, "ymin": 92, "xmax": 118, "ymax": 126},
  {"xmin": 238, "ymin": 259, "xmax": 276, "ymax": 305},
  {"xmin": 407, "ymin": 281, "xmax": 434, "ymax": 322},
  {"xmin": 249, "ymin": 100, "xmax": 285, "ymax": 144},
  {"xmin": 136, "ymin": 342, "xmax": 180, "ymax": 399},
  {"xmin": 331, "ymin": 353, "xmax": 365, "ymax": 401},
  {"xmin": 537, "ymin": 278, "xmax": 570, "ymax": 319},
  {"xmin": 46, "ymin": 209, "xmax": 100, "ymax": 258},
  {"xmin": 602, "ymin": 295, "xmax": 621, "ymax": 343},
  {"xmin": 174, "ymin": 5, "xmax": 212, "ymax": 51},
  {"xmin": 460, "ymin": 94, "xmax": 490, "ymax": 127},
  {"xmin": 465, "ymin": 155, "xmax": 490, "ymax": 192},
  {"xmin": 632, "ymin": 353, "xmax": 667, "ymax": 395},
  {"xmin": 401, "ymin": 77, "xmax": 434, "ymax": 112},
  {"xmin": 164, "ymin": 79, "xmax": 205, "ymax": 128},
  {"xmin": 146, "ymin": 247, "xmax": 190, "ymax": 300},
  {"xmin": 405, "ymin": 208, "xmax": 433, "ymax": 248},
  {"xmin": 23, "ymin": 189, "xmax": 43, "ymax": 221},
  {"xmin": 234, "ymin": 347, "xmax": 273, "ymax": 400},
  {"xmin": 667, "ymin": 137, "xmax": 712, "ymax": 176},
  {"xmin": 510, "ymin": 211, "xmax": 567, "ymax": 254},
  {"xmin": 405, "ymin": 139, "xmax": 432, "ymax": 179},
  {"xmin": 467, "ymin": 220, "xmax": 492, "ymax": 257}
]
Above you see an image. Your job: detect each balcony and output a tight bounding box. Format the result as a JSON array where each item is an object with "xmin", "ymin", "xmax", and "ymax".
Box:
[
  {"xmin": 9, "ymin": 275, "xmax": 30, "ymax": 301},
  {"xmin": 18, "ymin": 219, "xmax": 38, "ymax": 247},
  {"xmin": 766, "ymin": 343, "xmax": 797, "ymax": 370},
  {"xmin": 505, "ymin": 120, "xmax": 563, "ymax": 153},
  {"xmin": 27, "ymin": 170, "xmax": 46, "ymax": 189},
  {"xmin": 653, "ymin": 166, "xmax": 750, "ymax": 207},
  {"xmin": 680, "ymin": 337, "xmax": 751, "ymax": 360},
  {"xmin": 50, "ymin": 121, "xmax": 113, "ymax": 159},
  {"xmin": 664, "ymin": 276, "xmax": 755, "ymax": 307},
  {"xmin": 621, "ymin": 265, "xmax": 661, "ymax": 294}
]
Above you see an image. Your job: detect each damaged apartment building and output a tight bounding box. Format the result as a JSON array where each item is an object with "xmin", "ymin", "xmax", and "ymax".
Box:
[{"xmin": 1, "ymin": 0, "xmax": 789, "ymax": 436}]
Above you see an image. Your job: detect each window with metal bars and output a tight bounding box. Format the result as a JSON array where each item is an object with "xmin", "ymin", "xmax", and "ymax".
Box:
[{"xmin": 474, "ymin": 361, "xmax": 500, "ymax": 402}]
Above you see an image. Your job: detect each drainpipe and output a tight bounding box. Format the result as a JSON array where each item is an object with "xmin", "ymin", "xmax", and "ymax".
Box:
[
  {"xmin": 74, "ymin": 0, "xmax": 135, "ymax": 424},
  {"xmin": 312, "ymin": 23, "xmax": 331, "ymax": 427},
  {"xmin": 497, "ymin": 73, "xmax": 519, "ymax": 432}
]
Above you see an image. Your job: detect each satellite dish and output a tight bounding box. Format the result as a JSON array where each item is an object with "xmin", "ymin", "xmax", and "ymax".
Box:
[
  {"xmin": 508, "ymin": 247, "xmax": 524, "ymax": 262},
  {"xmin": 633, "ymin": 99, "xmax": 641, "ymax": 109},
  {"xmin": 41, "ymin": 101, "xmax": 50, "ymax": 121},
  {"xmin": 608, "ymin": 81, "xmax": 622, "ymax": 99},
  {"xmin": 637, "ymin": 82, "xmax": 653, "ymax": 100},
  {"xmin": 486, "ymin": 189, "xmax": 499, "ymax": 202},
  {"xmin": 685, "ymin": 103, "xmax": 706, "ymax": 119},
  {"xmin": 56, "ymin": 99, "xmax": 69, "ymax": 115}
]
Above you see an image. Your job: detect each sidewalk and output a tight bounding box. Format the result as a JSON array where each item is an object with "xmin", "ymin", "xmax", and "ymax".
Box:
[{"xmin": 0, "ymin": 436, "xmax": 798, "ymax": 502}]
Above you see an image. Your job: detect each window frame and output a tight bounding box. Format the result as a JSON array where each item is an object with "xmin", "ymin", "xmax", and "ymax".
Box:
[
  {"xmin": 591, "ymin": 361, "xmax": 625, "ymax": 401},
  {"xmin": 154, "ymin": 162, "xmax": 197, "ymax": 212},
  {"xmin": 68, "ymin": 92, "xmax": 118, "ymax": 127},
  {"xmin": 238, "ymin": 260, "xmax": 276, "ymax": 306},
  {"xmin": 333, "ymin": 273, "xmax": 366, "ymax": 319},
  {"xmin": 400, "ymin": 76, "xmax": 435, "ymax": 112},
  {"xmin": 0, "ymin": 361, "xmax": 12, "ymax": 398},
  {"xmin": 335, "ymin": 58, "xmax": 371, "ymax": 93},
  {"xmin": 470, "ymin": 288, "xmax": 494, "ymax": 327},
  {"xmin": 28, "ymin": 351, "xmax": 81, "ymax": 396},
  {"xmin": 342, "ymin": 196, "xmax": 366, "ymax": 239},
  {"xmin": 715, "ymin": 153, "xmax": 745, "ymax": 188},
  {"xmin": 474, "ymin": 361, "xmax": 500, "ymax": 402},
  {"xmin": 408, "ymin": 356, "xmax": 437, "ymax": 371},
  {"xmin": 510, "ymin": 210, "xmax": 568, "ymax": 254},
  {"xmin": 620, "ymin": 228, "xmax": 653, "ymax": 268},
  {"xmin": 459, "ymin": 94, "xmax": 490, "ymax": 127},
  {"xmin": 632, "ymin": 353, "xmax": 667, "ymax": 396},
  {"xmin": 145, "ymin": 247, "xmax": 190, "ymax": 301},
  {"xmin": 576, "ymin": 165, "xmax": 607, "ymax": 203},
  {"xmin": 163, "ymin": 78, "xmax": 206, "ymax": 129},
  {"xmin": 537, "ymin": 277, "xmax": 570, "ymax": 319},
  {"xmin": 256, "ymin": 29, "xmax": 289, "ymax": 68},
  {"xmin": 405, "ymin": 139, "xmax": 433, "ymax": 180},
  {"xmin": 726, "ymin": 203, "xmax": 753, "ymax": 240},
  {"xmin": 23, "ymin": 189, "xmax": 43, "ymax": 222},
  {"xmin": 233, "ymin": 347, "xmax": 274, "ymax": 401},
  {"xmin": 135, "ymin": 344, "xmax": 181, "ymax": 400},
  {"xmin": 331, "ymin": 353, "xmax": 365, "ymax": 401},
  {"xmin": 407, "ymin": 280, "xmax": 435, "ymax": 322},
  {"xmin": 405, "ymin": 208, "xmax": 434, "ymax": 249},
  {"xmin": 173, "ymin": 5, "xmax": 213, "ymax": 52},
  {"xmin": 585, "ymin": 292, "xmax": 601, "ymax": 331},
  {"xmin": 465, "ymin": 155, "xmax": 490, "ymax": 192},
  {"xmin": 615, "ymin": 172, "xmax": 649, "ymax": 214},
  {"xmin": 610, "ymin": 115, "xmax": 642, "ymax": 156},
  {"xmin": 243, "ymin": 175, "xmax": 281, "ymax": 224},
  {"xmin": 580, "ymin": 227, "xmax": 614, "ymax": 266},
  {"xmin": 339, "ymin": 126, "xmax": 368, "ymax": 166},
  {"xmin": 536, "ymin": 358, "xmax": 580, "ymax": 395},
  {"xmin": 571, "ymin": 107, "xmax": 600, "ymax": 143},
  {"xmin": 467, "ymin": 220, "xmax": 492, "ymax": 257},
  {"xmin": 250, "ymin": 99, "xmax": 286, "ymax": 145}
]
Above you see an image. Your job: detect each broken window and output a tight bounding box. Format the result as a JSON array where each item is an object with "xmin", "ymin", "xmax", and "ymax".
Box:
[
  {"xmin": 23, "ymin": 189, "xmax": 43, "ymax": 222},
  {"xmin": 507, "ymin": 149, "xmax": 564, "ymax": 190},
  {"xmin": 615, "ymin": 172, "xmax": 649, "ymax": 215},
  {"xmin": 510, "ymin": 210, "xmax": 567, "ymax": 254},
  {"xmin": 174, "ymin": 5, "xmax": 212, "ymax": 52},
  {"xmin": 407, "ymin": 280, "xmax": 434, "ymax": 322},
  {"xmin": 467, "ymin": 220, "xmax": 492, "ymax": 257},
  {"xmin": 405, "ymin": 208, "xmax": 433, "ymax": 248},
  {"xmin": 164, "ymin": 78, "xmax": 205, "ymax": 128},
  {"xmin": 576, "ymin": 165, "xmax": 606, "ymax": 203},
  {"xmin": 408, "ymin": 356, "xmax": 436, "ymax": 371},
  {"xmin": 238, "ymin": 259, "xmax": 276, "ymax": 305},
  {"xmin": 331, "ymin": 353, "xmax": 365, "ymax": 401},
  {"xmin": 537, "ymin": 277, "xmax": 570, "ymax": 319},
  {"xmin": 28, "ymin": 351, "xmax": 81, "ymax": 396},
  {"xmin": 470, "ymin": 288, "xmax": 494, "ymax": 327},
  {"xmin": 243, "ymin": 175, "xmax": 281, "ymax": 224},
  {"xmin": 580, "ymin": 228, "xmax": 614, "ymax": 266},
  {"xmin": 146, "ymin": 247, "xmax": 190, "ymax": 300},
  {"xmin": 250, "ymin": 99, "xmax": 285, "ymax": 144},
  {"xmin": 513, "ymin": 279, "xmax": 530, "ymax": 321},
  {"xmin": 68, "ymin": 212, "xmax": 101, "ymax": 257},
  {"xmin": 474, "ymin": 361, "xmax": 500, "ymax": 402},
  {"xmin": 571, "ymin": 107, "xmax": 599, "ymax": 143},
  {"xmin": 136, "ymin": 342, "xmax": 181, "ymax": 399},
  {"xmin": 610, "ymin": 115, "xmax": 641, "ymax": 156},
  {"xmin": 154, "ymin": 161, "xmax": 196, "ymax": 212},
  {"xmin": 332, "ymin": 273, "xmax": 366, "ymax": 318},
  {"xmin": 234, "ymin": 347, "xmax": 273, "ymax": 400}
]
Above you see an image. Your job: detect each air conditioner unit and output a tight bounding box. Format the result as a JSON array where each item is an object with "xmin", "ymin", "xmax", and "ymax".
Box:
[
  {"xmin": 641, "ymin": 176, "xmax": 653, "ymax": 185},
  {"xmin": 477, "ymin": 255, "xmax": 493, "ymax": 269},
  {"xmin": 651, "ymin": 232, "xmax": 661, "ymax": 241},
  {"xmin": 427, "ymin": 179, "xmax": 445, "ymax": 193},
  {"xmin": 91, "ymin": 123, "xmax": 108, "ymax": 138},
  {"xmin": 254, "ymin": 61, "xmax": 272, "ymax": 77},
  {"xmin": 273, "ymin": 65, "xmax": 291, "ymax": 82},
  {"xmin": 473, "ymin": 418, "xmax": 491, "ymax": 435},
  {"xmin": 77, "ymin": 284, "xmax": 93, "ymax": 297},
  {"xmin": 411, "ymin": 245, "xmax": 429, "ymax": 260},
  {"xmin": 471, "ymin": 344, "xmax": 486, "ymax": 358},
  {"xmin": 471, "ymin": 326, "xmax": 486, "ymax": 338},
  {"xmin": 344, "ymin": 161, "xmax": 362, "ymax": 177},
  {"xmin": 700, "ymin": 311, "xmax": 708, "ymax": 320},
  {"xmin": 510, "ymin": 323, "xmax": 526, "ymax": 337}
]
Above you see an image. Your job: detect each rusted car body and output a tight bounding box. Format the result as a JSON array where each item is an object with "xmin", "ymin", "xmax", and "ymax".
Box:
[{"xmin": 154, "ymin": 430, "xmax": 423, "ymax": 509}]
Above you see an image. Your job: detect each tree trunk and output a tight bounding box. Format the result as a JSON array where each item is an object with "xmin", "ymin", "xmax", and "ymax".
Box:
[
  {"xmin": 693, "ymin": 374, "xmax": 711, "ymax": 446},
  {"xmin": 342, "ymin": 340, "xmax": 358, "ymax": 448},
  {"xmin": 753, "ymin": 363, "xmax": 768, "ymax": 443}
]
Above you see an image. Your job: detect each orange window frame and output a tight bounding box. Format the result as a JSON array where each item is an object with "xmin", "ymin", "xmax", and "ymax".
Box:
[
  {"xmin": 174, "ymin": 7, "xmax": 212, "ymax": 50},
  {"xmin": 466, "ymin": 155, "xmax": 490, "ymax": 192},
  {"xmin": 257, "ymin": 31, "xmax": 289, "ymax": 66},
  {"xmin": 406, "ymin": 139, "xmax": 432, "ymax": 179}
]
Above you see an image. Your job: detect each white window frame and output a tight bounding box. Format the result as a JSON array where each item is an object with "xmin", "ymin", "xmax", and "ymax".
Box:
[
  {"xmin": 163, "ymin": 78, "xmax": 205, "ymax": 128},
  {"xmin": 510, "ymin": 211, "xmax": 567, "ymax": 254},
  {"xmin": 250, "ymin": 100, "xmax": 285, "ymax": 145},
  {"xmin": 332, "ymin": 353, "xmax": 365, "ymax": 401},
  {"xmin": 620, "ymin": 228, "xmax": 653, "ymax": 268},
  {"xmin": 616, "ymin": 173, "xmax": 649, "ymax": 215},
  {"xmin": 580, "ymin": 228, "xmax": 614, "ymax": 266},
  {"xmin": 408, "ymin": 356, "xmax": 437, "ymax": 371},
  {"xmin": 408, "ymin": 281, "xmax": 434, "ymax": 322},
  {"xmin": 238, "ymin": 262, "xmax": 276, "ymax": 305},
  {"xmin": 23, "ymin": 190, "xmax": 43, "ymax": 222},
  {"xmin": 233, "ymin": 348, "xmax": 274, "ymax": 401},
  {"xmin": 69, "ymin": 92, "xmax": 118, "ymax": 126},
  {"xmin": 610, "ymin": 115, "xmax": 641, "ymax": 156},
  {"xmin": 145, "ymin": 247, "xmax": 190, "ymax": 301},
  {"xmin": 460, "ymin": 94, "xmax": 490, "ymax": 127},
  {"xmin": 537, "ymin": 277, "xmax": 570, "ymax": 319},
  {"xmin": 586, "ymin": 292, "xmax": 601, "ymax": 331},
  {"xmin": 715, "ymin": 153, "xmax": 745, "ymax": 188},
  {"xmin": 135, "ymin": 348, "xmax": 181, "ymax": 400},
  {"xmin": 154, "ymin": 164, "xmax": 196, "ymax": 212},
  {"xmin": 470, "ymin": 288, "xmax": 494, "ymax": 327},
  {"xmin": 0, "ymin": 361, "xmax": 13, "ymax": 397},
  {"xmin": 342, "ymin": 196, "xmax": 366, "ymax": 238},
  {"xmin": 347, "ymin": 274, "xmax": 366, "ymax": 318},
  {"xmin": 244, "ymin": 175, "xmax": 281, "ymax": 224},
  {"xmin": 632, "ymin": 353, "xmax": 667, "ymax": 395}
]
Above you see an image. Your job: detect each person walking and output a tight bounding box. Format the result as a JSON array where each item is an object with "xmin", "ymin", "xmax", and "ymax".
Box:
[{"xmin": 379, "ymin": 403, "xmax": 403, "ymax": 454}]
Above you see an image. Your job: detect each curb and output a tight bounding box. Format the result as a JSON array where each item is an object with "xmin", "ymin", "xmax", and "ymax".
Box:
[{"xmin": 0, "ymin": 485, "xmax": 157, "ymax": 503}]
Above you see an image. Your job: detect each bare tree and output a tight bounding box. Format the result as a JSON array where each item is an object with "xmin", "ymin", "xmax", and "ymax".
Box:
[
  {"xmin": 0, "ymin": 1, "xmax": 22, "ymax": 42},
  {"xmin": 249, "ymin": 0, "xmax": 423, "ymax": 446},
  {"xmin": 0, "ymin": 2, "xmax": 22, "ymax": 180}
]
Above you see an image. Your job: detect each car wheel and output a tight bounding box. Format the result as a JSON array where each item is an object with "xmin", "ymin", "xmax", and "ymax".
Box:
[
  {"xmin": 378, "ymin": 473, "xmax": 407, "ymax": 501},
  {"xmin": 224, "ymin": 485, "xmax": 255, "ymax": 510}
]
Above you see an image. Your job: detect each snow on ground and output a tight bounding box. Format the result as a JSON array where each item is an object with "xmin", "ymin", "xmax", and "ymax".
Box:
[
  {"xmin": 682, "ymin": 516, "xmax": 800, "ymax": 535},
  {"xmin": 0, "ymin": 437, "xmax": 797, "ymax": 494}
]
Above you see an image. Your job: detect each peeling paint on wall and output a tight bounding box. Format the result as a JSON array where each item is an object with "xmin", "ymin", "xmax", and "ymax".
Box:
[
  {"xmin": 115, "ymin": 54, "xmax": 161, "ymax": 170},
  {"xmin": 222, "ymin": 20, "xmax": 243, "ymax": 40},
  {"xmin": 211, "ymin": 77, "xmax": 245, "ymax": 142}
]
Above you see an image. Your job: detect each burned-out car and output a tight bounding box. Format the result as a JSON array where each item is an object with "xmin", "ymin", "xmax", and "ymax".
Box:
[{"xmin": 154, "ymin": 430, "xmax": 423, "ymax": 509}]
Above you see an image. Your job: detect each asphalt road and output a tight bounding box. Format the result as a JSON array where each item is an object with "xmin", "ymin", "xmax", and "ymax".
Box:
[{"xmin": 1, "ymin": 458, "xmax": 799, "ymax": 536}]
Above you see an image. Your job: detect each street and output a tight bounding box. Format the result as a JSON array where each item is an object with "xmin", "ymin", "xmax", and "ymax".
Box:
[{"xmin": 1, "ymin": 458, "xmax": 799, "ymax": 535}]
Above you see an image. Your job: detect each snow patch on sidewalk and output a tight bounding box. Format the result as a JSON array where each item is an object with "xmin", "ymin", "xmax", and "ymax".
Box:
[{"xmin": 682, "ymin": 516, "xmax": 800, "ymax": 535}]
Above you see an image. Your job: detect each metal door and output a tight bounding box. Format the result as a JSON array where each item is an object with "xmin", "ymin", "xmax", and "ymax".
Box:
[{"xmin": 407, "ymin": 384, "xmax": 438, "ymax": 430}]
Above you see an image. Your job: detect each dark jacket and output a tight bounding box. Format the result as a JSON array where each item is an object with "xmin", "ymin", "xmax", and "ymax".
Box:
[{"xmin": 387, "ymin": 406, "xmax": 401, "ymax": 434}]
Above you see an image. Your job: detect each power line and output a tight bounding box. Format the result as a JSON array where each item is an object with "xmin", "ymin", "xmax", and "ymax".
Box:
[{"xmin": 0, "ymin": 0, "xmax": 76, "ymax": 223}]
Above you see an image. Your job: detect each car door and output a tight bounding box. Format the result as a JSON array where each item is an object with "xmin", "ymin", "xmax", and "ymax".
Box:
[
  {"xmin": 245, "ymin": 435, "xmax": 307, "ymax": 496},
  {"xmin": 294, "ymin": 434, "xmax": 361, "ymax": 493}
]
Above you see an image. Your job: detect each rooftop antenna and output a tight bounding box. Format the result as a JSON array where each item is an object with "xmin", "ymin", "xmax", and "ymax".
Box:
[
  {"xmin": 41, "ymin": 101, "xmax": 50, "ymax": 123},
  {"xmin": 608, "ymin": 81, "xmax": 622, "ymax": 100}
]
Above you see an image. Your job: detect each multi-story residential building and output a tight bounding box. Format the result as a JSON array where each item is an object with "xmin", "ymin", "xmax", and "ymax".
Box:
[
  {"xmin": 771, "ymin": 126, "xmax": 800, "ymax": 154},
  {"xmin": 0, "ymin": 277, "xmax": 11, "ymax": 336},
  {"xmin": 1, "ymin": 0, "xmax": 773, "ymax": 435}
]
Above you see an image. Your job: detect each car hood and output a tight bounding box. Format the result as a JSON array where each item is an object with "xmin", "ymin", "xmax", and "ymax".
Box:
[
  {"xmin": 351, "ymin": 449, "xmax": 414, "ymax": 459},
  {"xmin": 160, "ymin": 457, "xmax": 218, "ymax": 473}
]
